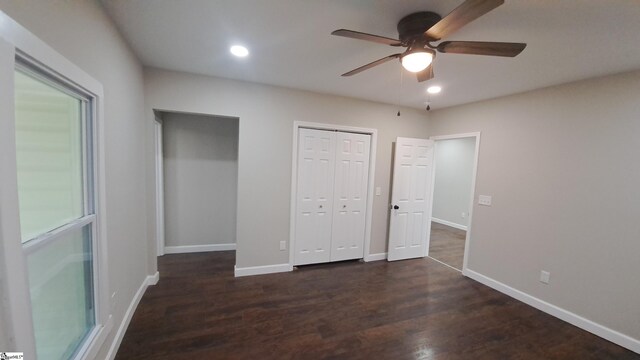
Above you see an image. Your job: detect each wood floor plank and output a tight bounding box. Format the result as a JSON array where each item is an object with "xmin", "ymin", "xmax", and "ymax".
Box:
[
  {"xmin": 429, "ymin": 221, "xmax": 466, "ymax": 270},
  {"xmin": 115, "ymin": 251, "xmax": 639, "ymax": 359}
]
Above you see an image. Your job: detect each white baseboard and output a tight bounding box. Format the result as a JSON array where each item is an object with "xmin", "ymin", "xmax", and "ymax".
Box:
[
  {"xmin": 234, "ymin": 263, "xmax": 292, "ymax": 277},
  {"xmin": 164, "ymin": 243, "xmax": 236, "ymax": 254},
  {"xmin": 147, "ymin": 271, "xmax": 160, "ymax": 285},
  {"xmin": 106, "ymin": 271, "xmax": 160, "ymax": 360},
  {"xmin": 463, "ymin": 269, "xmax": 640, "ymax": 354},
  {"xmin": 365, "ymin": 252, "xmax": 387, "ymax": 262},
  {"xmin": 431, "ymin": 217, "xmax": 467, "ymax": 231}
]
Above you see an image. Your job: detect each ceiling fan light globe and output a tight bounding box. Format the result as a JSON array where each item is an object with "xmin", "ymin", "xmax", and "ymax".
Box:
[
  {"xmin": 230, "ymin": 45, "xmax": 249, "ymax": 57},
  {"xmin": 401, "ymin": 52, "xmax": 433, "ymax": 73}
]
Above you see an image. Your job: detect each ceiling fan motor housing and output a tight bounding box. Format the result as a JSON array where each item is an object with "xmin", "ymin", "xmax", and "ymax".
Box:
[{"xmin": 397, "ymin": 12, "xmax": 442, "ymax": 43}]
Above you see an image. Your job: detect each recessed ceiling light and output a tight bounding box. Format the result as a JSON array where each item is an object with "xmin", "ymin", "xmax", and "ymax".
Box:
[
  {"xmin": 230, "ymin": 45, "xmax": 249, "ymax": 57},
  {"xmin": 427, "ymin": 86, "xmax": 442, "ymax": 94}
]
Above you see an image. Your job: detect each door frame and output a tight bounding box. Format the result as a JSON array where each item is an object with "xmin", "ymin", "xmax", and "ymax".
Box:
[
  {"xmin": 154, "ymin": 115, "xmax": 165, "ymax": 256},
  {"xmin": 428, "ymin": 132, "xmax": 481, "ymax": 272},
  {"xmin": 151, "ymin": 109, "xmax": 240, "ymax": 257},
  {"xmin": 289, "ymin": 121, "xmax": 378, "ymax": 267}
]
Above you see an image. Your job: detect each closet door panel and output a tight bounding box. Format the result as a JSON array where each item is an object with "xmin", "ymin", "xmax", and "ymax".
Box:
[
  {"xmin": 331, "ymin": 132, "xmax": 371, "ymax": 261},
  {"xmin": 294, "ymin": 129, "xmax": 336, "ymax": 266}
]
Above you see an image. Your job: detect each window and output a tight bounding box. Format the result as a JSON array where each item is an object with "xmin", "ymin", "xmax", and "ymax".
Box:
[
  {"xmin": 1, "ymin": 12, "xmax": 109, "ymax": 360},
  {"xmin": 15, "ymin": 65, "xmax": 98, "ymax": 359}
]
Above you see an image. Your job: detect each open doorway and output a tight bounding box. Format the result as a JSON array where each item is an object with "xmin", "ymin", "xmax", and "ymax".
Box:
[
  {"xmin": 154, "ymin": 110, "xmax": 239, "ymax": 255},
  {"xmin": 428, "ymin": 133, "xmax": 480, "ymax": 271}
]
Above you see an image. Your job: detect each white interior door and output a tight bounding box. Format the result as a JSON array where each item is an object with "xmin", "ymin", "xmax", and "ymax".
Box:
[
  {"xmin": 387, "ymin": 137, "xmax": 434, "ymax": 261},
  {"xmin": 294, "ymin": 129, "xmax": 336, "ymax": 265},
  {"xmin": 330, "ymin": 132, "xmax": 371, "ymax": 262}
]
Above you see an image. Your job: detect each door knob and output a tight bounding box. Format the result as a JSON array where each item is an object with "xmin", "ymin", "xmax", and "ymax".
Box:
[
  {"xmin": 319, "ymin": 205, "xmax": 323, "ymax": 208},
  {"xmin": 393, "ymin": 205, "xmax": 399, "ymax": 210},
  {"xmin": 343, "ymin": 205, "xmax": 346, "ymax": 208}
]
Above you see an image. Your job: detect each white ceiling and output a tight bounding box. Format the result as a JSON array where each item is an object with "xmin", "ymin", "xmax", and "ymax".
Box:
[{"xmin": 101, "ymin": 0, "xmax": 640, "ymax": 110}]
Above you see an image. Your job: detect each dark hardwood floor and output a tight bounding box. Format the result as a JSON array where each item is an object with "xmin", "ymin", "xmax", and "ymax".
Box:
[
  {"xmin": 429, "ymin": 222, "xmax": 466, "ymax": 270},
  {"xmin": 115, "ymin": 252, "xmax": 639, "ymax": 360}
]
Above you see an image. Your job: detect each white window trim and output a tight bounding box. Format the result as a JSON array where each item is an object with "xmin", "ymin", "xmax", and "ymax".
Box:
[{"xmin": 0, "ymin": 11, "xmax": 111, "ymax": 359}]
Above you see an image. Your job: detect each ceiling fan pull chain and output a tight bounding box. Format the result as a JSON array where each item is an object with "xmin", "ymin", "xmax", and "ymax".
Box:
[{"xmin": 397, "ymin": 66, "xmax": 403, "ymax": 116}]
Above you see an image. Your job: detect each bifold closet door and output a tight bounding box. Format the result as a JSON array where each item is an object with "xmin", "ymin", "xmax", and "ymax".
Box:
[
  {"xmin": 294, "ymin": 129, "xmax": 336, "ymax": 266},
  {"xmin": 330, "ymin": 132, "xmax": 371, "ymax": 261}
]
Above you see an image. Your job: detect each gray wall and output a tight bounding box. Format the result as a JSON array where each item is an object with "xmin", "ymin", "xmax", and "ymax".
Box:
[
  {"xmin": 5, "ymin": 0, "xmax": 638, "ymax": 353},
  {"xmin": 432, "ymin": 137, "xmax": 476, "ymax": 228},
  {"xmin": 162, "ymin": 112, "xmax": 238, "ymax": 247},
  {"xmin": 145, "ymin": 68, "xmax": 431, "ymax": 267},
  {"xmin": 0, "ymin": 1, "xmax": 152, "ymax": 357},
  {"xmin": 0, "ymin": 278, "xmax": 6, "ymax": 349},
  {"xmin": 429, "ymin": 70, "xmax": 640, "ymax": 342}
]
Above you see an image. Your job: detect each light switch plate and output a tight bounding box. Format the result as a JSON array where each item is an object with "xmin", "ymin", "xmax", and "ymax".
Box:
[
  {"xmin": 279, "ymin": 241, "xmax": 286, "ymax": 251},
  {"xmin": 375, "ymin": 187, "xmax": 381, "ymax": 196},
  {"xmin": 478, "ymin": 195, "xmax": 492, "ymax": 206},
  {"xmin": 540, "ymin": 270, "xmax": 551, "ymax": 284}
]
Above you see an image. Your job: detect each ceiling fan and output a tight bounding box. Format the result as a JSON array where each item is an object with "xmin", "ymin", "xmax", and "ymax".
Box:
[{"xmin": 331, "ymin": 0, "xmax": 526, "ymax": 82}]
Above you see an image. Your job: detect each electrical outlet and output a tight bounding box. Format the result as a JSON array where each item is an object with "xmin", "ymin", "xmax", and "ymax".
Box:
[
  {"xmin": 461, "ymin": 212, "xmax": 467, "ymax": 218},
  {"xmin": 279, "ymin": 241, "xmax": 286, "ymax": 251},
  {"xmin": 478, "ymin": 195, "xmax": 492, "ymax": 206},
  {"xmin": 540, "ymin": 270, "xmax": 550, "ymax": 284}
]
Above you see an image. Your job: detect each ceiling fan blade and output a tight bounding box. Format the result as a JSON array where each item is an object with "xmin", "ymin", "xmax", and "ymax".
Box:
[
  {"xmin": 341, "ymin": 54, "xmax": 401, "ymax": 76},
  {"xmin": 437, "ymin": 41, "xmax": 526, "ymax": 57},
  {"xmin": 332, "ymin": 29, "xmax": 402, "ymax": 46},
  {"xmin": 425, "ymin": 0, "xmax": 504, "ymax": 40},
  {"xmin": 416, "ymin": 64, "xmax": 434, "ymax": 82}
]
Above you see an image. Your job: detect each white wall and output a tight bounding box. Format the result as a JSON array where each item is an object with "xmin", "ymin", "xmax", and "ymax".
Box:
[
  {"xmin": 429, "ymin": 70, "xmax": 640, "ymax": 345},
  {"xmin": 145, "ymin": 68, "xmax": 431, "ymax": 268},
  {"xmin": 162, "ymin": 112, "xmax": 238, "ymax": 248},
  {"xmin": 432, "ymin": 137, "xmax": 476, "ymax": 228},
  {"xmin": 0, "ymin": 1, "xmax": 152, "ymax": 357}
]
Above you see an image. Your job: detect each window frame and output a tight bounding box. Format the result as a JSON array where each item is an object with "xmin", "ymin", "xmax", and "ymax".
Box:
[
  {"xmin": 16, "ymin": 62, "xmax": 95, "ymax": 249},
  {"xmin": 0, "ymin": 11, "xmax": 111, "ymax": 360}
]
